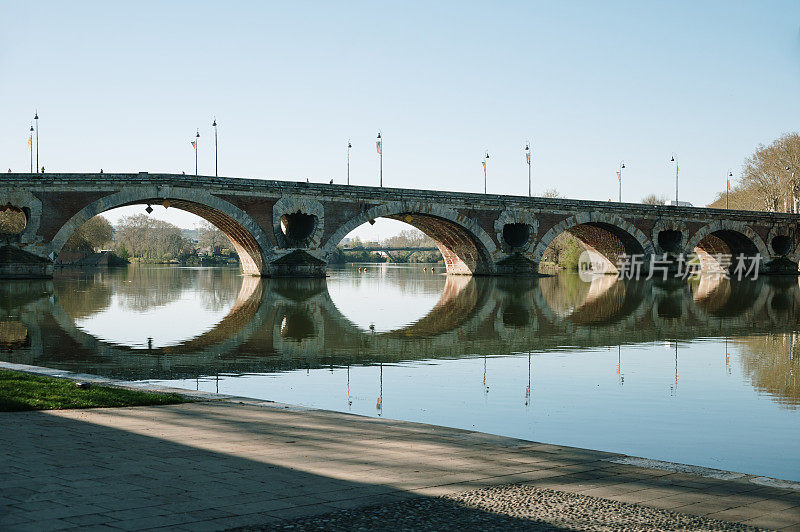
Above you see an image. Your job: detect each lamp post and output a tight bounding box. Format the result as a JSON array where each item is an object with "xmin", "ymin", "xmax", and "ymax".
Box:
[
  {"xmin": 670, "ymin": 154, "xmax": 678, "ymax": 204},
  {"xmin": 34, "ymin": 111, "xmax": 39, "ymax": 172},
  {"xmin": 194, "ymin": 130, "xmax": 200, "ymax": 177},
  {"xmin": 726, "ymin": 171, "xmax": 732, "ymax": 209},
  {"xmin": 788, "ymin": 165, "xmax": 796, "ymax": 213},
  {"xmin": 483, "ymin": 151, "xmax": 489, "ymax": 194},
  {"xmin": 618, "ymin": 161, "xmax": 625, "ymax": 202},
  {"xmin": 525, "ymin": 142, "xmax": 531, "ymax": 196},
  {"xmin": 376, "ymin": 132, "xmax": 382, "ymax": 187},
  {"xmin": 29, "ymin": 125, "xmax": 34, "ymax": 173},
  {"xmin": 347, "ymin": 140, "xmax": 351, "ymax": 185},
  {"xmin": 212, "ymin": 118, "xmax": 218, "ymax": 177}
]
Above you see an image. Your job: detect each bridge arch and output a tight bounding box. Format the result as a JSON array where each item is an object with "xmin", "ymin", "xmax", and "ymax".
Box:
[
  {"xmin": 532, "ymin": 212, "xmax": 654, "ymax": 272},
  {"xmin": 685, "ymin": 221, "xmax": 768, "ymax": 272},
  {"xmin": 49, "ymin": 187, "xmax": 274, "ymax": 276},
  {"xmin": 321, "ymin": 201, "xmax": 498, "ymax": 275}
]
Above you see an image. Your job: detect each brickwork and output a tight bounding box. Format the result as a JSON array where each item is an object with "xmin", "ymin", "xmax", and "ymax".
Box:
[{"xmin": 0, "ymin": 173, "xmax": 797, "ymax": 278}]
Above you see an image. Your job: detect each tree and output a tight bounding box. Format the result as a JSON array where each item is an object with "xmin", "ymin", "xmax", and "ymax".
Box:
[
  {"xmin": 641, "ymin": 194, "xmax": 666, "ymax": 205},
  {"xmin": 0, "ymin": 208, "xmax": 26, "ymax": 234},
  {"xmin": 537, "ymin": 189, "xmax": 585, "ymax": 269},
  {"xmin": 384, "ymin": 229, "xmax": 436, "ymax": 248},
  {"xmin": 114, "ymin": 214, "xmax": 190, "ymax": 260},
  {"xmin": 197, "ymin": 220, "xmax": 232, "ymax": 250},
  {"xmin": 63, "ymin": 216, "xmax": 113, "ymax": 252},
  {"xmin": 708, "ymin": 132, "xmax": 800, "ymax": 211}
]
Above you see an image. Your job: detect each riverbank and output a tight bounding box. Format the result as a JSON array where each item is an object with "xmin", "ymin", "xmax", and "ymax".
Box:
[
  {"xmin": 0, "ymin": 369, "xmax": 189, "ymax": 411},
  {"xmin": 2, "ymin": 361, "xmax": 799, "ymax": 530}
]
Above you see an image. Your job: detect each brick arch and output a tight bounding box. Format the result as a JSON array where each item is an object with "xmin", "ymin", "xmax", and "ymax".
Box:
[
  {"xmin": 49, "ymin": 187, "xmax": 274, "ymax": 276},
  {"xmin": 321, "ymin": 201, "xmax": 498, "ymax": 274},
  {"xmin": 685, "ymin": 221, "xmax": 769, "ymax": 270},
  {"xmin": 532, "ymin": 212, "xmax": 654, "ymax": 268}
]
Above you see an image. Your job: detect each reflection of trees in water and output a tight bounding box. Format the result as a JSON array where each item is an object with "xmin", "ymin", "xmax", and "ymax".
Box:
[
  {"xmin": 336, "ymin": 265, "xmax": 445, "ymax": 296},
  {"xmin": 738, "ymin": 334, "xmax": 800, "ymax": 408},
  {"xmin": 538, "ymin": 274, "xmax": 591, "ymax": 317},
  {"xmin": 538, "ymin": 274, "xmax": 635, "ymax": 324},
  {"xmin": 112, "ymin": 267, "xmax": 239, "ymax": 312},
  {"xmin": 693, "ymin": 277, "xmax": 764, "ymax": 317},
  {"xmin": 195, "ymin": 268, "xmax": 240, "ymax": 312},
  {"xmin": 54, "ymin": 276, "xmax": 113, "ymax": 320},
  {"xmin": 115, "ymin": 267, "xmax": 192, "ymax": 312}
]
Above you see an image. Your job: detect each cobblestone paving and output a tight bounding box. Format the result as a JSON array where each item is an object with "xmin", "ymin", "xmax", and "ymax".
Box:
[{"xmin": 248, "ymin": 485, "xmax": 763, "ymax": 531}]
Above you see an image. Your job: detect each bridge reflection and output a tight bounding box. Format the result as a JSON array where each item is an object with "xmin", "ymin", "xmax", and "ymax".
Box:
[{"xmin": 1, "ymin": 271, "xmax": 799, "ymax": 405}]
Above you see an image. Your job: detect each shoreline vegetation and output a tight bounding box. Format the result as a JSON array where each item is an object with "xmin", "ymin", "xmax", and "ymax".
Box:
[{"xmin": 0, "ymin": 369, "xmax": 190, "ymax": 411}]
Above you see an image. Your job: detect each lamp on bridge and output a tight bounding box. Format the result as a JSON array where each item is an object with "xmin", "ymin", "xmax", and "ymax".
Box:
[
  {"xmin": 29, "ymin": 125, "xmax": 34, "ymax": 173},
  {"xmin": 212, "ymin": 118, "xmax": 218, "ymax": 177},
  {"xmin": 377, "ymin": 132, "xmax": 383, "ymax": 187},
  {"xmin": 194, "ymin": 130, "xmax": 200, "ymax": 177},
  {"xmin": 670, "ymin": 154, "xmax": 679, "ymax": 205},
  {"xmin": 525, "ymin": 142, "xmax": 531, "ymax": 197},
  {"xmin": 34, "ymin": 111, "xmax": 39, "ymax": 173}
]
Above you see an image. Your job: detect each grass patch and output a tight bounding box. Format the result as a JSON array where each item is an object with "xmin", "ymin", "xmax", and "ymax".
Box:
[{"xmin": 0, "ymin": 369, "xmax": 191, "ymax": 412}]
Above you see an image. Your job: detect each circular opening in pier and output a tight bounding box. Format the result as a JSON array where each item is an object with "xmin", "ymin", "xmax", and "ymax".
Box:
[
  {"xmin": 280, "ymin": 310, "xmax": 316, "ymax": 341},
  {"xmin": 502, "ymin": 223, "xmax": 530, "ymax": 248},
  {"xmin": 657, "ymin": 230, "xmax": 682, "ymax": 253},
  {"xmin": 280, "ymin": 212, "xmax": 317, "ymax": 244},
  {"xmin": 502, "ymin": 303, "xmax": 530, "ymax": 327},
  {"xmin": 0, "ymin": 205, "xmax": 27, "ymax": 235},
  {"xmin": 771, "ymin": 235, "xmax": 792, "ymax": 256},
  {"xmin": 656, "ymin": 298, "xmax": 682, "ymax": 319}
]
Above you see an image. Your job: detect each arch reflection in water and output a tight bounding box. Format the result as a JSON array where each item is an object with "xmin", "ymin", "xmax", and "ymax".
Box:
[
  {"xmin": 0, "ymin": 266, "xmax": 797, "ymax": 404},
  {"xmin": 3, "ymin": 266, "xmax": 800, "ymax": 480}
]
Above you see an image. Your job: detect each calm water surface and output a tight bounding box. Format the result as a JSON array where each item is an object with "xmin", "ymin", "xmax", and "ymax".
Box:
[{"xmin": 2, "ymin": 264, "xmax": 799, "ymax": 480}]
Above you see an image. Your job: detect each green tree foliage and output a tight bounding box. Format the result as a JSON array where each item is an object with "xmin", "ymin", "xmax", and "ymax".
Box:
[
  {"xmin": 539, "ymin": 188, "xmax": 586, "ymax": 269},
  {"xmin": 709, "ymin": 132, "xmax": 800, "ymax": 212},
  {"xmin": 114, "ymin": 214, "xmax": 191, "ymax": 260},
  {"xmin": 63, "ymin": 216, "xmax": 113, "ymax": 252}
]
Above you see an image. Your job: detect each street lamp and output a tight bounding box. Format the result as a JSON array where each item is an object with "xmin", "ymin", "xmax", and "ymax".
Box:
[
  {"xmin": 347, "ymin": 140, "xmax": 352, "ymax": 185},
  {"xmin": 29, "ymin": 125, "xmax": 34, "ymax": 173},
  {"xmin": 483, "ymin": 151, "xmax": 489, "ymax": 194},
  {"xmin": 212, "ymin": 118, "xmax": 218, "ymax": 177},
  {"xmin": 618, "ymin": 161, "xmax": 625, "ymax": 203},
  {"xmin": 670, "ymin": 154, "xmax": 678, "ymax": 205},
  {"xmin": 525, "ymin": 142, "xmax": 532, "ymax": 197},
  {"xmin": 194, "ymin": 130, "xmax": 200, "ymax": 177},
  {"xmin": 376, "ymin": 132, "xmax": 382, "ymax": 187},
  {"xmin": 34, "ymin": 111, "xmax": 39, "ymax": 172},
  {"xmin": 788, "ymin": 165, "xmax": 796, "ymax": 213}
]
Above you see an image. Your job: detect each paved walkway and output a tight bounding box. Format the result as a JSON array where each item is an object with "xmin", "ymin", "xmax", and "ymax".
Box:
[{"xmin": 2, "ymin": 398, "xmax": 800, "ymax": 531}]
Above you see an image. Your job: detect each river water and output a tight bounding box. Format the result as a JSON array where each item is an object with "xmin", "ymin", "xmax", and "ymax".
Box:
[{"xmin": 2, "ymin": 264, "xmax": 799, "ymax": 480}]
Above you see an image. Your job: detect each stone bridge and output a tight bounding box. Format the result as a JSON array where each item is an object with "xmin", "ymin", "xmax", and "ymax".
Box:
[{"xmin": 3, "ymin": 173, "xmax": 800, "ymax": 278}]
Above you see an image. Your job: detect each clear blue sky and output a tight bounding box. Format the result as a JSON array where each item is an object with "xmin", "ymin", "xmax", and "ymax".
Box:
[{"xmin": 2, "ymin": 1, "xmax": 799, "ymax": 236}]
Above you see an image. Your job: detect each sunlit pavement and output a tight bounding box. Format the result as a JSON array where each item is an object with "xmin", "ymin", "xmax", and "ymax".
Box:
[{"xmin": 2, "ymin": 399, "xmax": 800, "ymax": 531}]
